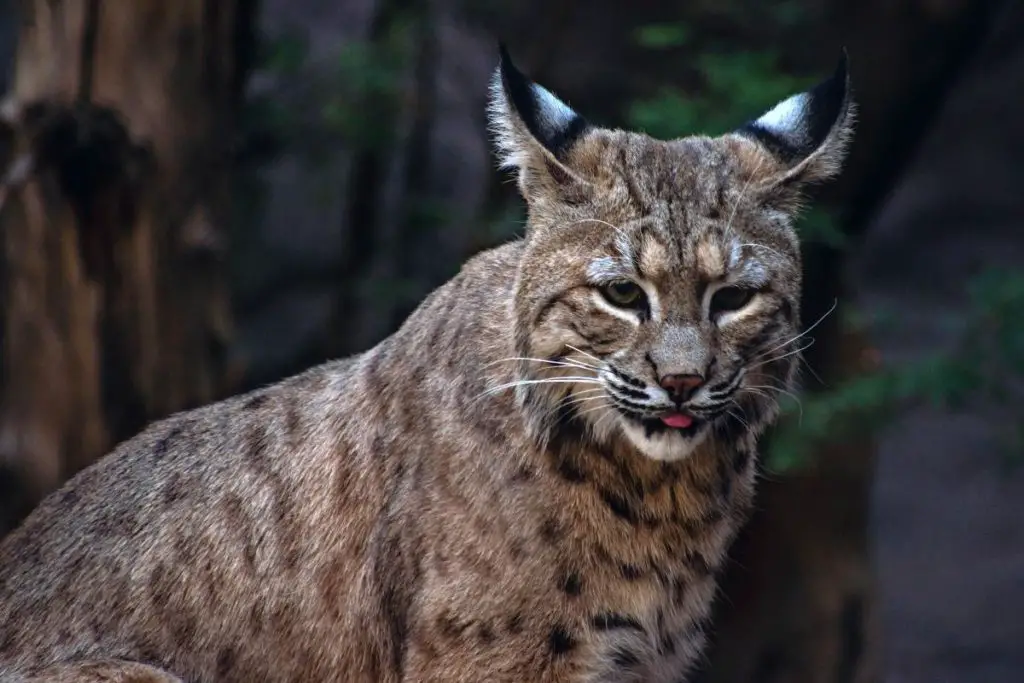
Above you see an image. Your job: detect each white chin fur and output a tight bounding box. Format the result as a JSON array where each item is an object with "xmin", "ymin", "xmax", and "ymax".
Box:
[{"xmin": 618, "ymin": 418, "xmax": 708, "ymax": 462}]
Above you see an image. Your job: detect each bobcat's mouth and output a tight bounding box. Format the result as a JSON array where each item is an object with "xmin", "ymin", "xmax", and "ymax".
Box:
[
  {"xmin": 640, "ymin": 413, "xmax": 705, "ymax": 439},
  {"xmin": 613, "ymin": 404, "xmax": 706, "ymax": 438}
]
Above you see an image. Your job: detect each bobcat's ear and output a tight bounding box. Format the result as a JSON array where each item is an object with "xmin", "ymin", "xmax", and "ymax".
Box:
[
  {"xmin": 488, "ymin": 43, "xmax": 593, "ymax": 200},
  {"xmin": 735, "ymin": 49, "xmax": 855, "ymax": 193}
]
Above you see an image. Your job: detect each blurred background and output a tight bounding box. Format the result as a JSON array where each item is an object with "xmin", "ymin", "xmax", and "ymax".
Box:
[{"xmin": 0, "ymin": 1, "xmax": 1022, "ymax": 682}]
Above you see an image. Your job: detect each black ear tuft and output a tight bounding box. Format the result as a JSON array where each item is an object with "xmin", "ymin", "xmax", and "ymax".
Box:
[
  {"xmin": 738, "ymin": 49, "xmax": 853, "ymax": 169},
  {"xmin": 492, "ymin": 43, "xmax": 590, "ymax": 162}
]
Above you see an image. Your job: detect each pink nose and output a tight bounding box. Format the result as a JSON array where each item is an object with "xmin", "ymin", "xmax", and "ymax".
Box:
[{"xmin": 659, "ymin": 374, "xmax": 704, "ymax": 402}]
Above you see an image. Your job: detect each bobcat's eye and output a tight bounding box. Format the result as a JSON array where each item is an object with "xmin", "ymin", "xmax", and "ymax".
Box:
[
  {"xmin": 600, "ymin": 281, "xmax": 646, "ymax": 310},
  {"xmin": 710, "ymin": 286, "xmax": 755, "ymax": 316}
]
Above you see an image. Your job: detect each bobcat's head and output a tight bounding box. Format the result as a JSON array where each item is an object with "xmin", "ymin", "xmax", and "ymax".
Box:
[{"xmin": 490, "ymin": 46, "xmax": 854, "ymax": 461}]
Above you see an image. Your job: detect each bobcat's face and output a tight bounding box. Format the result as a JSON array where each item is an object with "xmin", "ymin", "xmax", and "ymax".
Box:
[{"xmin": 491, "ymin": 47, "xmax": 853, "ymax": 461}]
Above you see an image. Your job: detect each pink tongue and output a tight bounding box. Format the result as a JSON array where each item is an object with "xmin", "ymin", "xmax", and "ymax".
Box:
[{"xmin": 661, "ymin": 413, "xmax": 693, "ymax": 429}]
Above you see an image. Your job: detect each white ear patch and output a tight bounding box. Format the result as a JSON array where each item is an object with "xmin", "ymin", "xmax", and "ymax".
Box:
[
  {"xmin": 531, "ymin": 83, "xmax": 577, "ymax": 134},
  {"xmin": 754, "ymin": 92, "xmax": 809, "ymax": 141}
]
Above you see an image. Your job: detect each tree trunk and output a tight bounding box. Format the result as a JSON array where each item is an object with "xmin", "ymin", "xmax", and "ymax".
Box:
[{"xmin": 0, "ymin": 0, "xmax": 252, "ymax": 535}]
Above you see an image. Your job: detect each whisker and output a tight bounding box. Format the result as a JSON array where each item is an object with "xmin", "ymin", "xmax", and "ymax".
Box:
[
  {"xmin": 754, "ymin": 299, "xmax": 838, "ymax": 361},
  {"xmin": 565, "ymin": 344, "xmax": 604, "ymax": 366},
  {"xmin": 484, "ymin": 356, "xmax": 601, "ymax": 372},
  {"xmin": 725, "ymin": 407, "xmax": 753, "ymax": 433},
  {"xmin": 744, "ymin": 385, "xmax": 801, "ymax": 424},
  {"xmin": 748, "ymin": 341, "xmax": 814, "ymax": 370},
  {"xmin": 476, "ymin": 377, "xmax": 603, "ymax": 400}
]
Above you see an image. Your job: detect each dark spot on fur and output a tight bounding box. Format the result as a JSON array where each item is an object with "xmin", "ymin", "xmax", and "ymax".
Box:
[
  {"xmin": 540, "ymin": 516, "xmax": 563, "ymax": 544},
  {"xmin": 684, "ymin": 552, "xmax": 714, "ymax": 577},
  {"xmin": 548, "ymin": 624, "xmax": 576, "ymax": 657},
  {"xmin": 611, "ymin": 647, "xmax": 641, "ymax": 668},
  {"xmin": 269, "ymin": 602, "xmax": 299, "ymax": 633},
  {"xmin": 438, "ymin": 612, "xmax": 470, "ymax": 639},
  {"xmin": 147, "ymin": 562, "xmax": 173, "ymax": 606},
  {"xmin": 551, "ymin": 449, "xmax": 587, "ymax": 484},
  {"xmin": 560, "ymin": 570, "xmax": 583, "ymax": 597},
  {"xmin": 169, "ymin": 607, "xmax": 197, "ymax": 646},
  {"xmin": 478, "ymin": 622, "xmax": 496, "ymax": 644},
  {"xmin": 509, "ymin": 539, "xmax": 526, "ymax": 560},
  {"xmin": 284, "ymin": 399, "xmax": 301, "ymax": 438},
  {"xmin": 592, "ymin": 613, "xmax": 645, "ymax": 632},
  {"xmin": 599, "ymin": 489, "xmax": 642, "ymax": 525},
  {"xmin": 161, "ymin": 473, "xmax": 188, "ymax": 506},
  {"xmin": 216, "ymin": 646, "xmax": 236, "ymax": 676},
  {"xmin": 245, "ymin": 422, "xmax": 269, "ymax": 469},
  {"xmin": 154, "ymin": 424, "xmax": 184, "ymax": 461},
  {"xmin": 53, "ymin": 486, "xmax": 80, "ymax": 511},
  {"xmin": 506, "ymin": 612, "xmax": 524, "ymax": 634},
  {"xmin": 510, "ymin": 465, "xmax": 534, "ymax": 483},
  {"xmin": 243, "ymin": 393, "xmax": 268, "ymax": 410},
  {"xmin": 377, "ymin": 533, "xmax": 417, "ymax": 674},
  {"xmin": 249, "ymin": 601, "xmax": 266, "ymax": 634},
  {"xmin": 619, "ymin": 563, "xmax": 644, "ymax": 581}
]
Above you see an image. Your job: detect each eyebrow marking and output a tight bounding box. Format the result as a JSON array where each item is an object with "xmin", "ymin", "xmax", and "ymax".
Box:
[
  {"xmin": 586, "ymin": 256, "xmax": 631, "ymax": 282},
  {"xmin": 695, "ymin": 239, "xmax": 726, "ymax": 281}
]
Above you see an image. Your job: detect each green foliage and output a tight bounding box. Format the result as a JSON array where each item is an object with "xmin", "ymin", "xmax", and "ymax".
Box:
[
  {"xmin": 633, "ymin": 24, "xmax": 691, "ymax": 50},
  {"xmin": 627, "ymin": 24, "xmax": 812, "ymax": 138},
  {"xmin": 767, "ymin": 268, "xmax": 1024, "ymax": 471},
  {"xmin": 320, "ymin": 20, "xmax": 413, "ymax": 148},
  {"xmin": 243, "ymin": 20, "xmax": 413, "ymax": 169}
]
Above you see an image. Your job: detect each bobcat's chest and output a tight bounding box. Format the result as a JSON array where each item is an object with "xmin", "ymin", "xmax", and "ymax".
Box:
[{"xmin": 580, "ymin": 557, "xmax": 719, "ymax": 682}]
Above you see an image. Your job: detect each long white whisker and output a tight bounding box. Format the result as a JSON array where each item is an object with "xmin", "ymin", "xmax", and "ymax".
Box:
[
  {"xmin": 565, "ymin": 344, "xmax": 604, "ymax": 366},
  {"xmin": 476, "ymin": 377, "xmax": 603, "ymax": 400},
  {"xmin": 755, "ymin": 299, "xmax": 838, "ymax": 361},
  {"xmin": 748, "ymin": 341, "xmax": 814, "ymax": 370},
  {"xmin": 484, "ymin": 356, "xmax": 601, "ymax": 372}
]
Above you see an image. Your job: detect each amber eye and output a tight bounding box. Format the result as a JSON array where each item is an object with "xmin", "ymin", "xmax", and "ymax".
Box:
[
  {"xmin": 600, "ymin": 281, "xmax": 646, "ymax": 309},
  {"xmin": 710, "ymin": 286, "xmax": 755, "ymax": 316}
]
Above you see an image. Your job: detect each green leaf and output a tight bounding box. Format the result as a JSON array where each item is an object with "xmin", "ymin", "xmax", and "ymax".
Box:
[{"xmin": 634, "ymin": 24, "xmax": 691, "ymax": 50}]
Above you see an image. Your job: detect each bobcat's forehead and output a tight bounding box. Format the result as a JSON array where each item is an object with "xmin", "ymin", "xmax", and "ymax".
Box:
[{"xmin": 556, "ymin": 135, "xmax": 795, "ymax": 296}]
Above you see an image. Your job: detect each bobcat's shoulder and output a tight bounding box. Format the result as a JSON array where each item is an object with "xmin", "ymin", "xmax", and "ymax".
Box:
[{"xmin": 0, "ymin": 48, "xmax": 854, "ymax": 683}]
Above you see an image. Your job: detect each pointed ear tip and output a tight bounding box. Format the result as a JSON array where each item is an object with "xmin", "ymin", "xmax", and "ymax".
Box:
[{"xmin": 496, "ymin": 42, "xmax": 526, "ymax": 87}]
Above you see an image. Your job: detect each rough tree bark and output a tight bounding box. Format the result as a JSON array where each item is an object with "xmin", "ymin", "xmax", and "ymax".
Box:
[{"xmin": 0, "ymin": 0, "xmax": 253, "ymax": 535}]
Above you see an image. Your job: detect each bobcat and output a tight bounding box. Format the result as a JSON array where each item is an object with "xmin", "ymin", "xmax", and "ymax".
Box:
[{"xmin": 0, "ymin": 46, "xmax": 854, "ymax": 682}]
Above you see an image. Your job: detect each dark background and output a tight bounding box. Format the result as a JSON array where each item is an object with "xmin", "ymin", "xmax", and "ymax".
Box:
[{"xmin": 1, "ymin": 1, "xmax": 1022, "ymax": 682}]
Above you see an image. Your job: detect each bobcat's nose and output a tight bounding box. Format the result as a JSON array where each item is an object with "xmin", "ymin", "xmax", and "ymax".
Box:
[{"xmin": 659, "ymin": 374, "xmax": 704, "ymax": 403}]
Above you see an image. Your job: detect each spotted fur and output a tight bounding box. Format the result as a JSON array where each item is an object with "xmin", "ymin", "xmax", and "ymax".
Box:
[{"xmin": 0, "ymin": 46, "xmax": 854, "ymax": 682}]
